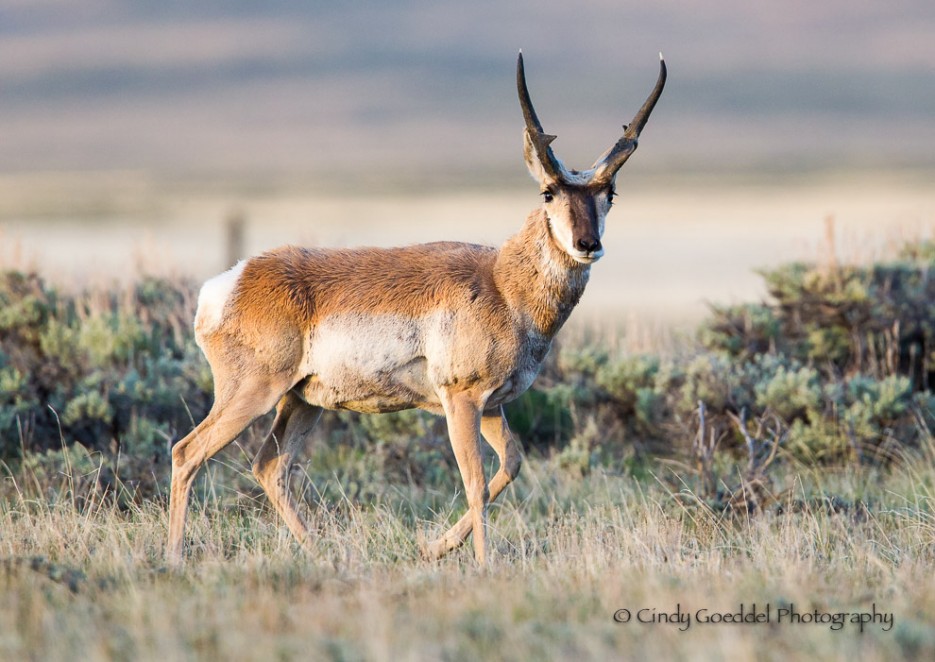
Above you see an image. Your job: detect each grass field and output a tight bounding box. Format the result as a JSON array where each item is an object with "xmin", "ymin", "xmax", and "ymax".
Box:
[
  {"xmin": 2, "ymin": 177, "xmax": 935, "ymax": 660},
  {"xmin": 5, "ymin": 3, "xmax": 935, "ymax": 655},
  {"xmin": 1, "ymin": 441, "xmax": 933, "ymax": 660}
]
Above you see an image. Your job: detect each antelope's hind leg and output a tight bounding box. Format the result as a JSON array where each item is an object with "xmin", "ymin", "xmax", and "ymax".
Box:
[
  {"xmin": 167, "ymin": 375, "xmax": 294, "ymax": 563},
  {"xmin": 252, "ymin": 391, "xmax": 323, "ymax": 548}
]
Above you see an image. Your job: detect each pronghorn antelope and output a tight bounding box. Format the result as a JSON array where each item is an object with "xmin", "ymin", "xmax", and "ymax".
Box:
[{"xmin": 167, "ymin": 53, "xmax": 666, "ymax": 564}]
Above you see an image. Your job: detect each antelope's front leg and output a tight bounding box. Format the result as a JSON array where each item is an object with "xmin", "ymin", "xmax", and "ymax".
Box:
[
  {"xmin": 422, "ymin": 406, "xmax": 522, "ymax": 561},
  {"xmin": 439, "ymin": 389, "xmax": 488, "ymax": 564}
]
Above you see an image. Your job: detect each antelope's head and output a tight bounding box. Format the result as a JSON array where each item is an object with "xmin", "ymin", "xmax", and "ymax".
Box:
[{"xmin": 517, "ymin": 52, "xmax": 666, "ymax": 264}]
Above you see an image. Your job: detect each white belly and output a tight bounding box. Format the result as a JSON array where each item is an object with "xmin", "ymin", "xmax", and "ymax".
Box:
[
  {"xmin": 299, "ymin": 313, "xmax": 438, "ymax": 413},
  {"xmin": 297, "ymin": 312, "xmax": 550, "ymax": 415}
]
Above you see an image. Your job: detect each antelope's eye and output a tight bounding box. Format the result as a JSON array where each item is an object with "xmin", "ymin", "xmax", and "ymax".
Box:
[
  {"xmin": 607, "ymin": 189, "xmax": 616, "ymax": 205},
  {"xmin": 542, "ymin": 190, "xmax": 554, "ymax": 203}
]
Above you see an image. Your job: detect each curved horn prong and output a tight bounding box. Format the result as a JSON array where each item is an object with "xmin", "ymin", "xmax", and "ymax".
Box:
[
  {"xmin": 517, "ymin": 52, "xmax": 565, "ymax": 182},
  {"xmin": 591, "ymin": 55, "xmax": 667, "ymax": 185}
]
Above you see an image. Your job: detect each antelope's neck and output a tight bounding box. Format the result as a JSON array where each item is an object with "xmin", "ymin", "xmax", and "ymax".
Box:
[{"xmin": 493, "ymin": 209, "xmax": 591, "ymax": 338}]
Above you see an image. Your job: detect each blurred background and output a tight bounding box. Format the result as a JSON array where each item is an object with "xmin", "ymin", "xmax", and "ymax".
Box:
[{"xmin": 1, "ymin": 0, "xmax": 934, "ymax": 326}]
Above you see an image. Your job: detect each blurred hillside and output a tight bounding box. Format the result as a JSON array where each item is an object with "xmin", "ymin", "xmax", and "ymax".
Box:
[{"xmin": 2, "ymin": 1, "xmax": 935, "ymax": 182}]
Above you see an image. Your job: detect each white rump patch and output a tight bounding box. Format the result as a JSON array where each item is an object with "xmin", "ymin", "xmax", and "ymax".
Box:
[{"xmin": 195, "ymin": 260, "xmax": 247, "ymax": 338}]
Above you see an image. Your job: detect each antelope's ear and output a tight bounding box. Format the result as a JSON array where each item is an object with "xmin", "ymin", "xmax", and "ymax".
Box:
[{"xmin": 523, "ymin": 130, "xmax": 560, "ymax": 185}]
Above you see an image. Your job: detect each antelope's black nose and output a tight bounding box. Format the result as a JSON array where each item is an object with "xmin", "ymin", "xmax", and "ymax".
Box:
[{"xmin": 576, "ymin": 238, "xmax": 602, "ymax": 253}]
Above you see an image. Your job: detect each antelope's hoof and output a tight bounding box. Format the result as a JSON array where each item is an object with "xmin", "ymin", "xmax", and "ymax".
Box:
[{"xmin": 418, "ymin": 533, "xmax": 445, "ymax": 562}]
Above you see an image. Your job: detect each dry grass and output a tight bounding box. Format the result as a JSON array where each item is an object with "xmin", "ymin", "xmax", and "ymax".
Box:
[
  {"xmin": 2, "ymin": 176, "xmax": 935, "ymax": 659},
  {"xmin": 1, "ymin": 451, "xmax": 933, "ymax": 661}
]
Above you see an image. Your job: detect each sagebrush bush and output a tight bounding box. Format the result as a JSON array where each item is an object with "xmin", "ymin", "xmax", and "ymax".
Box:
[
  {"xmin": 704, "ymin": 244, "xmax": 935, "ymax": 389},
  {"xmin": 0, "ymin": 272, "xmax": 211, "ymax": 498},
  {"xmin": 1, "ymin": 237, "xmax": 933, "ymax": 504}
]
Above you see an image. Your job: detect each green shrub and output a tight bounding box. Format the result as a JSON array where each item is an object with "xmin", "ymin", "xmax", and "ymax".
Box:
[
  {"xmin": 1, "ymin": 235, "xmax": 933, "ymax": 505},
  {"xmin": 769, "ymin": 257, "xmax": 932, "ymax": 384},
  {"xmin": 0, "ymin": 271, "xmax": 210, "ymax": 498},
  {"xmin": 699, "ymin": 303, "xmax": 780, "ymax": 358},
  {"xmin": 754, "ymin": 363, "xmax": 822, "ymax": 421}
]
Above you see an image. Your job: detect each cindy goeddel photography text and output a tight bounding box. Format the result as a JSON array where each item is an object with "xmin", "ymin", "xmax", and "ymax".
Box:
[{"xmin": 613, "ymin": 604, "xmax": 894, "ymax": 633}]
